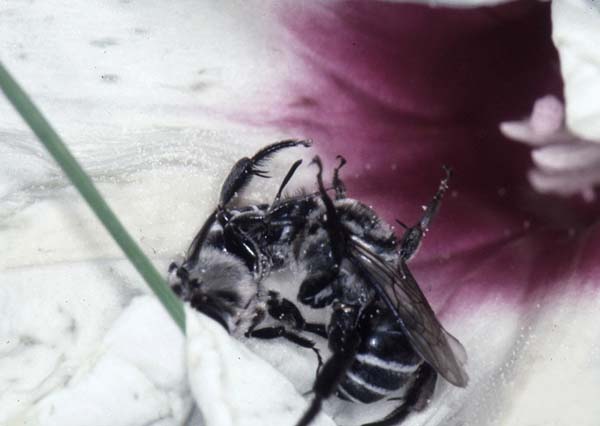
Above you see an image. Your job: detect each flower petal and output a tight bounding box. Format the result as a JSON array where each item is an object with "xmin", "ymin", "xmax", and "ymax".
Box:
[
  {"xmin": 186, "ymin": 306, "xmax": 335, "ymax": 426},
  {"xmin": 553, "ymin": 0, "xmax": 600, "ymax": 141}
]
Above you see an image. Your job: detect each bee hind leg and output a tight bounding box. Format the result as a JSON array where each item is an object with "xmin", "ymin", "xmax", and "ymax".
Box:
[
  {"xmin": 311, "ymin": 155, "xmax": 345, "ymax": 265},
  {"xmin": 399, "ymin": 166, "xmax": 452, "ymax": 261},
  {"xmin": 360, "ymin": 364, "xmax": 437, "ymax": 426},
  {"xmin": 295, "ymin": 303, "xmax": 361, "ymax": 426}
]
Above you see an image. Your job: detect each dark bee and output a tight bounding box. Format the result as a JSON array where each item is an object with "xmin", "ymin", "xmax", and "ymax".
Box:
[
  {"xmin": 168, "ymin": 139, "xmax": 315, "ymax": 337},
  {"xmin": 293, "ymin": 157, "xmax": 468, "ymax": 426},
  {"xmin": 169, "ymin": 140, "xmax": 468, "ymax": 426}
]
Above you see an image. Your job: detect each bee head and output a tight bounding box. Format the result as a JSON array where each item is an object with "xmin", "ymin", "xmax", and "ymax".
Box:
[{"xmin": 168, "ymin": 248, "xmax": 259, "ymax": 334}]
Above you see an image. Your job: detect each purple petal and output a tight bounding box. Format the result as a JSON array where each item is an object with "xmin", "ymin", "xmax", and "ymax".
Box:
[
  {"xmin": 240, "ymin": 5, "xmax": 600, "ymax": 424},
  {"xmin": 269, "ymin": 1, "xmax": 600, "ymax": 306}
]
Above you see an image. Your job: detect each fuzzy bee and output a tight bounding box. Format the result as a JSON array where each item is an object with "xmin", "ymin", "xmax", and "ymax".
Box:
[{"xmin": 168, "ymin": 140, "xmax": 468, "ymax": 426}]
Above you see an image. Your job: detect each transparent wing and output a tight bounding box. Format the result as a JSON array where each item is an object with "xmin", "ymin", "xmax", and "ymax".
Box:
[{"xmin": 348, "ymin": 235, "xmax": 469, "ymax": 387}]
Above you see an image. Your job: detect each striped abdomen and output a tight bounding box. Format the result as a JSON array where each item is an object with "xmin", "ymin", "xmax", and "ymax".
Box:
[{"xmin": 338, "ymin": 318, "xmax": 424, "ymax": 403}]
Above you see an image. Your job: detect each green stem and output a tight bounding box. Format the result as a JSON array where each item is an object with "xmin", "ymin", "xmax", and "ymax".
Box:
[{"xmin": 0, "ymin": 62, "xmax": 185, "ymax": 333}]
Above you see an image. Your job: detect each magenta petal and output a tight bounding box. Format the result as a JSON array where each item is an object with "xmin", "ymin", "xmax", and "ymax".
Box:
[{"xmin": 269, "ymin": 1, "xmax": 600, "ymax": 305}]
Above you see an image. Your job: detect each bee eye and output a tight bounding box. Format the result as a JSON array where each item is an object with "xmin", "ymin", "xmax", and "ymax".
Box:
[
  {"xmin": 168, "ymin": 262, "xmax": 178, "ymax": 273},
  {"xmin": 171, "ymin": 284, "xmax": 182, "ymax": 296}
]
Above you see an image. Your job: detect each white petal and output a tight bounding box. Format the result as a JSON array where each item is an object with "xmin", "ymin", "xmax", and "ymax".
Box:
[
  {"xmin": 531, "ymin": 142, "xmax": 600, "ymax": 172},
  {"xmin": 32, "ymin": 295, "xmax": 189, "ymax": 426},
  {"xmin": 0, "ymin": 264, "xmax": 189, "ymax": 426},
  {"xmin": 185, "ymin": 307, "xmax": 335, "ymax": 426},
  {"xmin": 552, "ymin": 0, "xmax": 600, "ymax": 141}
]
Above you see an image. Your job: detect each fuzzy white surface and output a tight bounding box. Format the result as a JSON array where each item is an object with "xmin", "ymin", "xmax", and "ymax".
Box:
[
  {"xmin": 186, "ymin": 306, "xmax": 334, "ymax": 426},
  {"xmin": 31, "ymin": 295, "xmax": 190, "ymax": 426},
  {"xmin": 0, "ymin": 263, "xmax": 189, "ymax": 426}
]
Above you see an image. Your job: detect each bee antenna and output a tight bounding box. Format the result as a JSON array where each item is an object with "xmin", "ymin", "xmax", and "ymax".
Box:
[{"xmin": 395, "ymin": 219, "xmax": 408, "ymax": 230}]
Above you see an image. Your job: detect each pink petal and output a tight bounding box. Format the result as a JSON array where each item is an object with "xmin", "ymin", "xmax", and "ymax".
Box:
[{"xmin": 253, "ymin": 4, "xmax": 600, "ymax": 422}]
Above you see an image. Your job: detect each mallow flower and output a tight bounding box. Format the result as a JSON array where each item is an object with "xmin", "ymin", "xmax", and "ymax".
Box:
[{"xmin": 1, "ymin": 1, "xmax": 600, "ymax": 426}]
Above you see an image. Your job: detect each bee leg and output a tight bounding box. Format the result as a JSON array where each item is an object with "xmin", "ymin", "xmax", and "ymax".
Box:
[
  {"xmin": 219, "ymin": 139, "xmax": 311, "ymax": 208},
  {"xmin": 296, "ymin": 156, "xmax": 344, "ymax": 310},
  {"xmin": 267, "ymin": 291, "xmax": 328, "ymax": 339},
  {"xmin": 296, "ymin": 352, "xmax": 351, "ymax": 426},
  {"xmin": 246, "ymin": 326, "xmax": 324, "ymax": 373},
  {"xmin": 360, "ymin": 364, "xmax": 437, "ymax": 426},
  {"xmin": 184, "ymin": 140, "xmax": 310, "ymax": 263},
  {"xmin": 265, "ymin": 292, "xmax": 327, "ymax": 379},
  {"xmin": 271, "ymin": 159, "xmax": 304, "ymax": 206},
  {"xmin": 245, "ymin": 305, "xmax": 267, "ymax": 336},
  {"xmin": 264, "ymin": 159, "xmax": 304, "ymax": 236},
  {"xmin": 296, "ymin": 303, "xmax": 361, "ymax": 426},
  {"xmin": 399, "ymin": 166, "xmax": 452, "ymax": 261},
  {"xmin": 303, "ymin": 322, "xmax": 328, "ymax": 339},
  {"xmin": 311, "ymin": 155, "xmax": 345, "ymax": 267},
  {"xmin": 411, "ymin": 364, "xmax": 438, "ymax": 412},
  {"xmin": 333, "ymin": 155, "xmax": 347, "ymax": 200},
  {"xmin": 298, "ymin": 271, "xmax": 338, "ymax": 309},
  {"xmin": 221, "ymin": 217, "xmax": 268, "ymax": 279}
]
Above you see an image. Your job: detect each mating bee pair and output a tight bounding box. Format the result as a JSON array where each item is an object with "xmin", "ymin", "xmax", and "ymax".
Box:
[{"xmin": 168, "ymin": 140, "xmax": 468, "ymax": 426}]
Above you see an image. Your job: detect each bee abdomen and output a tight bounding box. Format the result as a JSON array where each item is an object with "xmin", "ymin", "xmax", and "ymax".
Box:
[{"xmin": 338, "ymin": 353, "xmax": 421, "ymax": 403}]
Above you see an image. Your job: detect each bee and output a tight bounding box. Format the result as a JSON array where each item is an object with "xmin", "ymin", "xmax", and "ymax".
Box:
[
  {"xmin": 292, "ymin": 157, "xmax": 468, "ymax": 426},
  {"xmin": 168, "ymin": 140, "xmax": 468, "ymax": 426},
  {"xmin": 168, "ymin": 139, "xmax": 325, "ymax": 350}
]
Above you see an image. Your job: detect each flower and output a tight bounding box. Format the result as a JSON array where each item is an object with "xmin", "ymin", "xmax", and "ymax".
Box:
[
  {"xmin": 260, "ymin": 2, "xmax": 600, "ymax": 425},
  {"xmin": 3, "ymin": 1, "xmax": 600, "ymax": 426}
]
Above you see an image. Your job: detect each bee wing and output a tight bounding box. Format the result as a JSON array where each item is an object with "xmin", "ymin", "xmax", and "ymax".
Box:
[{"xmin": 348, "ymin": 235, "xmax": 469, "ymax": 387}]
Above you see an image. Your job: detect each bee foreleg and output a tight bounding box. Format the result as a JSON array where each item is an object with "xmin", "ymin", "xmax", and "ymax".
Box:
[
  {"xmin": 246, "ymin": 326, "xmax": 324, "ymax": 373},
  {"xmin": 267, "ymin": 292, "xmax": 328, "ymax": 338},
  {"xmin": 219, "ymin": 139, "xmax": 311, "ymax": 208},
  {"xmin": 333, "ymin": 155, "xmax": 347, "ymax": 200}
]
